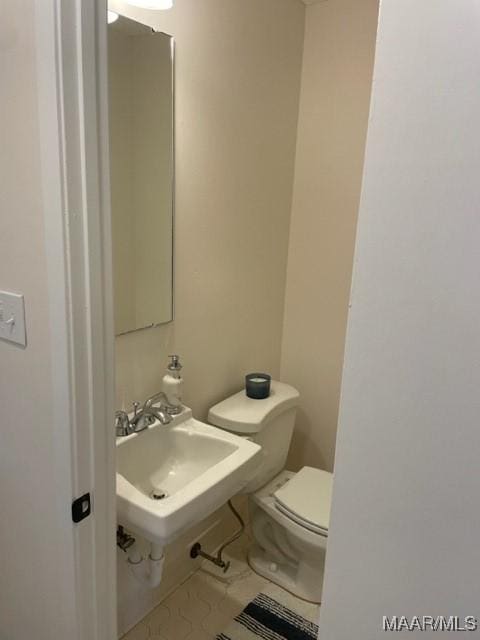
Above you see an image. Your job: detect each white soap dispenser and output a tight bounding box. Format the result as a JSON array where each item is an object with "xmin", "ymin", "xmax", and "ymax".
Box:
[{"xmin": 163, "ymin": 354, "xmax": 183, "ymax": 415}]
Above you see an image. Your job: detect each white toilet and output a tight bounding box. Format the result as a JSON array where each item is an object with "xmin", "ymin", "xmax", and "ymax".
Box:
[{"xmin": 208, "ymin": 381, "xmax": 332, "ymax": 603}]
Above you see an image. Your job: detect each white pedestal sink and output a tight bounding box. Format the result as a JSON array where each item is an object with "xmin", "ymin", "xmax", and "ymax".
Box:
[{"xmin": 116, "ymin": 407, "xmax": 261, "ymax": 545}]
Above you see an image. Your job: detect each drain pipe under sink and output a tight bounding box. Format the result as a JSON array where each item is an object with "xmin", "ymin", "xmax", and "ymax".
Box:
[{"xmin": 127, "ymin": 542, "xmax": 165, "ymax": 589}]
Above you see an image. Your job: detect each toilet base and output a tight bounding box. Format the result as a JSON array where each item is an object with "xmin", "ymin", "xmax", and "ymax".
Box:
[{"xmin": 248, "ymin": 543, "xmax": 323, "ymax": 604}]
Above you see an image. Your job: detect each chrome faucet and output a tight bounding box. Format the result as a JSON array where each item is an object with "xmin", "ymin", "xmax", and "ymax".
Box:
[
  {"xmin": 143, "ymin": 391, "xmax": 170, "ymax": 413},
  {"xmin": 130, "ymin": 392, "xmax": 172, "ymax": 431},
  {"xmin": 116, "ymin": 391, "xmax": 175, "ymax": 437}
]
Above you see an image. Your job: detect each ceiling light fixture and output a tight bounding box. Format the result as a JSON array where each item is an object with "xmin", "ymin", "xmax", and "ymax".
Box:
[
  {"xmin": 124, "ymin": 0, "xmax": 173, "ymax": 9},
  {"xmin": 107, "ymin": 10, "xmax": 119, "ymax": 23}
]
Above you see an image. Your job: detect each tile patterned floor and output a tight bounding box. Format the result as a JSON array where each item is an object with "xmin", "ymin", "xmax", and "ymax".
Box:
[{"xmin": 121, "ymin": 530, "xmax": 319, "ymax": 639}]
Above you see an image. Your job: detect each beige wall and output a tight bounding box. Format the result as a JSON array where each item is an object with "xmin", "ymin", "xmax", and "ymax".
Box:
[
  {"xmin": 0, "ymin": 2, "xmax": 76, "ymax": 636},
  {"xmin": 109, "ymin": 0, "xmax": 305, "ymax": 420},
  {"xmin": 281, "ymin": 0, "xmax": 379, "ymax": 472}
]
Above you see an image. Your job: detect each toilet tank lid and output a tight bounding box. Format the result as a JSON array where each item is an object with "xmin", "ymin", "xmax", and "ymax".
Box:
[{"xmin": 208, "ymin": 381, "xmax": 299, "ymax": 434}]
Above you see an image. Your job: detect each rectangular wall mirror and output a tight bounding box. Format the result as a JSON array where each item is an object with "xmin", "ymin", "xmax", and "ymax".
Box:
[{"xmin": 108, "ymin": 16, "xmax": 174, "ymax": 335}]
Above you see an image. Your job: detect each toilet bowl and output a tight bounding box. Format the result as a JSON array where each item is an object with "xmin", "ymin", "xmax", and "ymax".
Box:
[
  {"xmin": 248, "ymin": 467, "xmax": 332, "ymax": 603},
  {"xmin": 208, "ymin": 382, "xmax": 332, "ymax": 603}
]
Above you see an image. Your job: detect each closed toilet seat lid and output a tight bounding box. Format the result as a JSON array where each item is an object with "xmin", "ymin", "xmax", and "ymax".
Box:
[{"xmin": 274, "ymin": 466, "xmax": 333, "ymax": 536}]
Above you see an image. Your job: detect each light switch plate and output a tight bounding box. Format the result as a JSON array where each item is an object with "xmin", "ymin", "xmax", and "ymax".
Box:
[{"xmin": 0, "ymin": 291, "xmax": 26, "ymax": 347}]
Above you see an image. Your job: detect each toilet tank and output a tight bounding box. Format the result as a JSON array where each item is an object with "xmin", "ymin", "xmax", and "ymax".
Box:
[{"xmin": 208, "ymin": 381, "xmax": 299, "ymax": 493}]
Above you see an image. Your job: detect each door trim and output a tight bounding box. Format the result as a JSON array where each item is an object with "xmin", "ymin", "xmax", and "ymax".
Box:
[{"xmin": 35, "ymin": 1, "xmax": 116, "ymax": 638}]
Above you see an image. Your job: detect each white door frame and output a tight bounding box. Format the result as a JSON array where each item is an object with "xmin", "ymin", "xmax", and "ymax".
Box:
[{"xmin": 35, "ymin": 1, "xmax": 116, "ymax": 638}]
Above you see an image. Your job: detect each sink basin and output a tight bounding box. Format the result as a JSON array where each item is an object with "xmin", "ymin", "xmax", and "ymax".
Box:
[{"xmin": 116, "ymin": 408, "xmax": 261, "ymax": 544}]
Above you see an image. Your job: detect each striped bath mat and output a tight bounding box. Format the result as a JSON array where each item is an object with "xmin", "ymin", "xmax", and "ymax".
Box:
[{"xmin": 216, "ymin": 593, "xmax": 318, "ymax": 640}]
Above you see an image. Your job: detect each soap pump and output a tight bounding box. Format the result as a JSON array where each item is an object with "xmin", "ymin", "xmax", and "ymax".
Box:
[{"xmin": 163, "ymin": 354, "xmax": 183, "ymax": 415}]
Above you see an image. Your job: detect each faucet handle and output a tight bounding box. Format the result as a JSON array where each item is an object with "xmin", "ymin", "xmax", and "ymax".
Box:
[
  {"xmin": 132, "ymin": 401, "xmax": 140, "ymax": 417},
  {"xmin": 115, "ymin": 410, "xmax": 131, "ymax": 437}
]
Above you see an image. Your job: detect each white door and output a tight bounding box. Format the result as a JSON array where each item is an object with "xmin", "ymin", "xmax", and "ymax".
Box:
[
  {"xmin": 319, "ymin": 1, "xmax": 480, "ymax": 637},
  {"xmin": 0, "ymin": 1, "xmax": 116, "ymax": 638}
]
